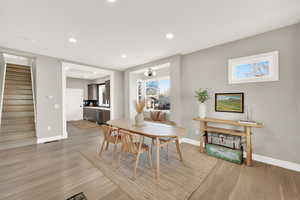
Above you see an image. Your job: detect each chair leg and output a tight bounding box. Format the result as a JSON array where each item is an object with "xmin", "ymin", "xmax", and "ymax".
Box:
[
  {"xmin": 166, "ymin": 144, "xmax": 169, "ymax": 160},
  {"xmin": 113, "ymin": 137, "xmax": 119, "ymax": 159},
  {"xmin": 134, "ymin": 153, "xmax": 141, "ymax": 178},
  {"xmin": 99, "ymin": 140, "xmax": 106, "ymax": 156},
  {"xmin": 147, "ymin": 150, "xmax": 153, "ymax": 168},
  {"xmin": 151, "ymin": 138, "xmax": 154, "ymax": 155}
]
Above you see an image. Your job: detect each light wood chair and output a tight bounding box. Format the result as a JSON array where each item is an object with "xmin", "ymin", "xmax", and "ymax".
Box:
[
  {"xmin": 118, "ymin": 130, "xmax": 152, "ymax": 178},
  {"xmin": 98, "ymin": 125, "xmax": 122, "ymax": 158},
  {"xmin": 151, "ymin": 121, "xmax": 177, "ymax": 160}
]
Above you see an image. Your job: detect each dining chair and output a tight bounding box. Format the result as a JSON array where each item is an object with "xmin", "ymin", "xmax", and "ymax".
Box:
[
  {"xmin": 151, "ymin": 121, "xmax": 177, "ymax": 160},
  {"xmin": 98, "ymin": 125, "xmax": 122, "ymax": 158},
  {"xmin": 118, "ymin": 130, "xmax": 152, "ymax": 178}
]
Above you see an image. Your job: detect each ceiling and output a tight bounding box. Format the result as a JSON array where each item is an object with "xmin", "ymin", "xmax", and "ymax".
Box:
[
  {"xmin": 0, "ymin": 0, "xmax": 300, "ymax": 70},
  {"xmin": 63, "ymin": 62, "xmax": 111, "ymax": 80}
]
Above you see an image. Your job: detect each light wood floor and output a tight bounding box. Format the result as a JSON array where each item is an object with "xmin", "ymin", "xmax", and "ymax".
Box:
[{"xmin": 0, "ymin": 122, "xmax": 299, "ymax": 200}]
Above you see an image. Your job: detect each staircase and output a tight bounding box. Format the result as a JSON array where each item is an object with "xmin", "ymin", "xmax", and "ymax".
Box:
[{"xmin": 0, "ymin": 64, "xmax": 36, "ymax": 150}]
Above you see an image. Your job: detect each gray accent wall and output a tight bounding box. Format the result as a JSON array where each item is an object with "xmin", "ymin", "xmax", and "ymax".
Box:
[{"xmin": 181, "ymin": 24, "xmax": 300, "ymax": 164}]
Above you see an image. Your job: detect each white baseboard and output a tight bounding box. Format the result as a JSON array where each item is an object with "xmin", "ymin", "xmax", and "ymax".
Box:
[
  {"xmin": 181, "ymin": 137, "xmax": 300, "ymax": 172},
  {"xmin": 37, "ymin": 135, "xmax": 67, "ymax": 144}
]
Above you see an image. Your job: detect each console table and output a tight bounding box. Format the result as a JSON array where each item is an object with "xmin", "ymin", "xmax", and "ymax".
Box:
[{"xmin": 193, "ymin": 117, "xmax": 263, "ymax": 166}]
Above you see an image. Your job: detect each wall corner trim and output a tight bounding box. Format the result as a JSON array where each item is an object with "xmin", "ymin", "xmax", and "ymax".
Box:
[
  {"xmin": 181, "ymin": 137, "xmax": 300, "ymax": 172},
  {"xmin": 37, "ymin": 135, "xmax": 67, "ymax": 144}
]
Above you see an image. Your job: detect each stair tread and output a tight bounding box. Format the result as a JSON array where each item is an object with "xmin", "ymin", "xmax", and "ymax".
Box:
[{"xmin": 0, "ymin": 132, "xmax": 36, "ymax": 142}]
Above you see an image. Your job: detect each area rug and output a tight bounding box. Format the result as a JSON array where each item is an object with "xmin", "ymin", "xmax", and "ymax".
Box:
[
  {"xmin": 70, "ymin": 120, "xmax": 100, "ymax": 129},
  {"xmin": 66, "ymin": 192, "xmax": 88, "ymax": 200},
  {"xmin": 80, "ymin": 143, "xmax": 218, "ymax": 200}
]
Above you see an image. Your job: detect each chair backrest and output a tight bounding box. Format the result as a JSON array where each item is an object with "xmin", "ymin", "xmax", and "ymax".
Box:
[
  {"xmin": 101, "ymin": 125, "xmax": 115, "ymax": 141},
  {"xmin": 119, "ymin": 130, "xmax": 142, "ymax": 154}
]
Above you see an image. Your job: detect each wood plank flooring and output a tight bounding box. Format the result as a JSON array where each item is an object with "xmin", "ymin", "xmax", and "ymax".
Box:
[{"xmin": 0, "ymin": 122, "xmax": 299, "ymax": 200}]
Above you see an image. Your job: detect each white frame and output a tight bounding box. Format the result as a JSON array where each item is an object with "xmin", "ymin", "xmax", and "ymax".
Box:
[{"xmin": 228, "ymin": 51, "xmax": 279, "ymax": 84}]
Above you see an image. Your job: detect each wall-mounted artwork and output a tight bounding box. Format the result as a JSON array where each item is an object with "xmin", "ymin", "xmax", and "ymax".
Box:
[
  {"xmin": 228, "ymin": 51, "xmax": 279, "ymax": 84},
  {"xmin": 215, "ymin": 93, "xmax": 244, "ymax": 113}
]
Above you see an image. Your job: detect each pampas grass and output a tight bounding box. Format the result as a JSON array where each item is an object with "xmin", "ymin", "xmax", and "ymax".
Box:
[{"xmin": 135, "ymin": 100, "xmax": 145, "ymax": 113}]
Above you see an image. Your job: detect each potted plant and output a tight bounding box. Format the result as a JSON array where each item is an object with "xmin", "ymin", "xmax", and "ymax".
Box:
[
  {"xmin": 195, "ymin": 88, "xmax": 209, "ymax": 118},
  {"xmin": 134, "ymin": 100, "xmax": 145, "ymax": 126}
]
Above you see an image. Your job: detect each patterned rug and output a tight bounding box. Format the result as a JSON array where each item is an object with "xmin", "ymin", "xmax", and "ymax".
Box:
[
  {"xmin": 70, "ymin": 120, "xmax": 100, "ymax": 129},
  {"xmin": 80, "ymin": 143, "xmax": 218, "ymax": 200}
]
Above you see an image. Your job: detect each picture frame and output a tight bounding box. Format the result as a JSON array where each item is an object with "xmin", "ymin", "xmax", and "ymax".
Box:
[
  {"xmin": 228, "ymin": 51, "xmax": 279, "ymax": 84},
  {"xmin": 215, "ymin": 93, "xmax": 244, "ymax": 113}
]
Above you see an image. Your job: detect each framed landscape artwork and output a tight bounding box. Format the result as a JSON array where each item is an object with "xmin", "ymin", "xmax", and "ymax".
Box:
[
  {"xmin": 215, "ymin": 93, "xmax": 244, "ymax": 113},
  {"xmin": 228, "ymin": 51, "xmax": 279, "ymax": 84}
]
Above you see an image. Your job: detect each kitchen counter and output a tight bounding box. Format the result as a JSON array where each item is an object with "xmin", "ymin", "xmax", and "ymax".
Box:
[{"xmin": 84, "ymin": 106, "xmax": 110, "ymax": 111}]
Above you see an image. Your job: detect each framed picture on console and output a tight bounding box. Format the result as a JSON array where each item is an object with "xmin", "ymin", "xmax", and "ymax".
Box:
[
  {"xmin": 215, "ymin": 93, "xmax": 244, "ymax": 113},
  {"xmin": 228, "ymin": 51, "xmax": 279, "ymax": 84}
]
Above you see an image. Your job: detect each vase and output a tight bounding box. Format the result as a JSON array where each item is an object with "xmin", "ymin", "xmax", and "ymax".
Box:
[
  {"xmin": 198, "ymin": 103, "xmax": 206, "ymax": 118},
  {"xmin": 135, "ymin": 113, "xmax": 144, "ymax": 126}
]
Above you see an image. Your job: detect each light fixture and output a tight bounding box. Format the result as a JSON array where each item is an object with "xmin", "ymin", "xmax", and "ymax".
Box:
[
  {"xmin": 93, "ymin": 71, "xmax": 97, "ymax": 74},
  {"xmin": 144, "ymin": 68, "xmax": 156, "ymax": 77},
  {"xmin": 121, "ymin": 54, "xmax": 127, "ymax": 58},
  {"xmin": 68, "ymin": 37, "xmax": 77, "ymax": 43},
  {"xmin": 107, "ymin": 0, "xmax": 116, "ymax": 3},
  {"xmin": 165, "ymin": 33, "xmax": 174, "ymax": 40}
]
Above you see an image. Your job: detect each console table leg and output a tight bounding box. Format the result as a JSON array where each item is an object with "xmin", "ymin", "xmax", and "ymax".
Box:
[
  {"xmin": 200, "ymin": 121, "xmax": 206, "ymax": 153},
  {"xmin": 246, "ymin": 127, "xmax": 252, "ymax": 166}
]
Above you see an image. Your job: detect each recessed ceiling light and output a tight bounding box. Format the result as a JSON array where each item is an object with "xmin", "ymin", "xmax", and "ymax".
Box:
[
  {"xmin": 121, "ymin": 54, "xmax": 127, "ymax": 58},
  {"xmin": 68, "ymin": 37, "xmax": 77, "ymax": 43},
  {"xmin": 165, "ymin": 33, "xmax": 174, "ymax": 40},
  {"xmin": 93, "ymin": 71, "xmax": 97, "ymax": 74},
  {"xmin": 107, "ymin": 0, "xmax": 116, "ymax": 3},
  {"xmin": 65, "ymin": 67, "xmax": 70, "ymax": 70}
]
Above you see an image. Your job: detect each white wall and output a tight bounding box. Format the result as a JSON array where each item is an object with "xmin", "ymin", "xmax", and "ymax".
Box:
[
  {"xmin": 111, "ymin": 71, "xmax": 124, "ymax": 119},
  {"xmin": 0, "ymin": 53, "xmax": 5, "ymax": 126},
  {"xmin": 66, "ymin": 77, "xmax": 92, "ymax": 100},
  {"xmin": 124, "ymin": 55, "xmax": 182, "ymax": 124},
  {"xmin": 35, "ymin": 57, "xmax": 64, "ymax": 140}
]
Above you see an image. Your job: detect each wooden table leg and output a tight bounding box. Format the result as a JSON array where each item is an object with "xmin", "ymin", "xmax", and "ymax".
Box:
[
  {"xmin": 246, "ymin": 127, "xmax": 252, "ymax": 166},
  {"xmin": 175, "ymin": 137, "xmax": 183, "ymax": 161},
  {"xmin": 200, "ymin": 121, "xmax": 207, "ymax": 153},
  {"xmin": 155, "ymin": 137, "xmax": 160, "ymax": 180}
]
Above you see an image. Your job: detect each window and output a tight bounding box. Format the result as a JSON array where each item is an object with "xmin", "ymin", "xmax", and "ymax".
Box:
[{"xmin": 137, "ymin": 77, "xmax": 171, "ymax": 110}]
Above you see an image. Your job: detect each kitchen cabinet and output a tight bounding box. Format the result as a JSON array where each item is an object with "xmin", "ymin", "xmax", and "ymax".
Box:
[
  {"xmin": 83, "ymin": 107, "xmax": 110, "ymax": 124},
  {"xmin": 88, "ymin": 84, "xmax": 98, "ymax": 100},
  {"xmin": 83, "ymin": 107, "xmax": 97, "ymax": 122}
]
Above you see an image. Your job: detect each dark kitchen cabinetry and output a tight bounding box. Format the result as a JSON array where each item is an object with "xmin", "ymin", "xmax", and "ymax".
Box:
[
  {"xmin": 83, "ymin": 108, "xmax": 97, "ymax": 122},
  {"xmin": 88, "ymin": 84, "xmax": 98, "ymax": 100},
  {"xmin": 83, "ymin": 108, "xmax": 110, "ymax": 124}
]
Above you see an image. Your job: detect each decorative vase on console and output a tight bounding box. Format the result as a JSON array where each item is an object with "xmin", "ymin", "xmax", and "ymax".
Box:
[
  {"xmin": 195, "ymin": 88, "xmax": 210, "ymax": 118},
  {"xmin": 134, "ymin": 100, "xmax": 145, "ymax": 126}
]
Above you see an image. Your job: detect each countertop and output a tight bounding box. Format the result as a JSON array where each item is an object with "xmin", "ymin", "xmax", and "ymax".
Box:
[{"xmin": 83, "ymin": 106, "xmax": 110, "ymax": 111}]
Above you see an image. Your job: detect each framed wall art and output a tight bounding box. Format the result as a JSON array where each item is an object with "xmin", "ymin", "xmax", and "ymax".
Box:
[
  {"xmin": 228, "ymin": 51, "xmax": 279, "ymax": 84},
  {"xmin": 215, "ymin": 93, "xmax": 244, "ymax": 113}
]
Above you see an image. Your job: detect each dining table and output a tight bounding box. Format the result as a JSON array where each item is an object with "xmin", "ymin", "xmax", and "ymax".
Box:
[{"xmin": 107, "ymin": 119, "xmax": 187, "ymax": 180}]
